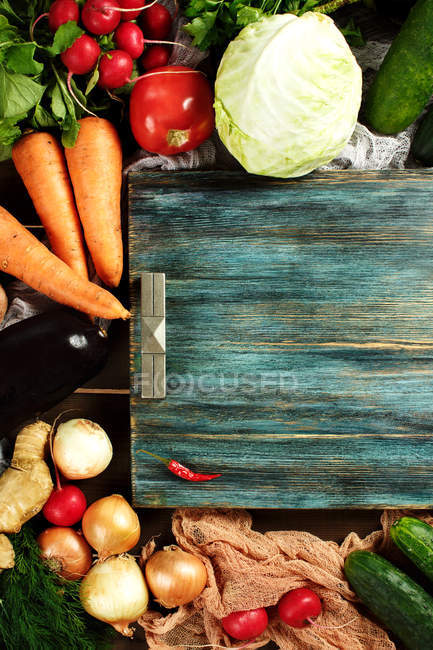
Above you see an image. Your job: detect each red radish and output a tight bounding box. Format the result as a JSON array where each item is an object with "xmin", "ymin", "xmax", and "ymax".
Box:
[
  {"xmin": 48, "ymin": 0, "xmax": 80, "ymax": 31},
  {"xmin": 43, "ymin": 484, "xmax": 87, "ymax": 526},
  {"xmin": 278, "ymin": 588, "xmax": 322, "ymax": 628},
  {"xmin": 61, "ymin": 34, "xmax": 100, "ymax": 74},
  {"xmin": 61, "ymin": 35, "xmax": 100, "ymax": 116},
  {"xmin": 141, "ymin": 44, "xmax": 169, "ymax": 70},
  {"xmin": 43, "ymin": 419, "xmax": 87, "ymax": 527},
  {"xmin": 221, "ymin": 608, "xmax": 268, "ymax": 641},
  {"xmin": 118, "ymin": 0, "xmax": 146, "ymax": 20},
  {"xmin": 81, "ymin": 0, "xmax": 121, "ymax": 35},
  {"xmin": 114, "ymin": 22, "xmax": 145, "ymax": 59},
  {"xmin": 98, "ymin": 50, "xmax": 133, "ymax": 89},
  {"xmin": 141, "ymin": 2, "xmax": 172, "ymax": 40}
]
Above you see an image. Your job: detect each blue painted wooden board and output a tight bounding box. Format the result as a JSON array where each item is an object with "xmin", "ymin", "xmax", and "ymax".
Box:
[{"xmin": 129, "ymin": 170, "xmax": 433, "ymax": 508}]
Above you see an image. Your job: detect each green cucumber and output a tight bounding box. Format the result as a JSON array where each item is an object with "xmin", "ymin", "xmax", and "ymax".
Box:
[
  {"xmin": 390, "ymin": 516, "xmax": 433, "ymax": 582},
  {"xmin": 364, "ymin": 0, "xmax": 433, "ymax": 134},
  {"xmin": 344, "ymin": 550, "xmax": 433, "ymax": 650},
  {"xmin": 411, "ymin": 107, "xmax": 433, "ymax": 165}
]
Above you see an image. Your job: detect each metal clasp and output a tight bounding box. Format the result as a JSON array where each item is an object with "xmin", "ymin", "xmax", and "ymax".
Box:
[{"xmin": 141, "ymin": 273, "xmax": 166, "ymax": 399}]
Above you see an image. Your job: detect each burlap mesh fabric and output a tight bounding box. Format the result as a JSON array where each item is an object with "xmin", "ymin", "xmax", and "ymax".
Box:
[{"xmin": 138, "ymin": 509, "xmax": 433, "ymax": 649}]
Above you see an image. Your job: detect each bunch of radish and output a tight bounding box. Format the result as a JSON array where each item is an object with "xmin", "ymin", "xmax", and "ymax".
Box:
[
  {"xmin": 36, "ymin": 0, "xmax": 175, "ymax": 93},
  {"xmin": 35, "ymin": 0, "xmax": 215, "ymax": 155}
]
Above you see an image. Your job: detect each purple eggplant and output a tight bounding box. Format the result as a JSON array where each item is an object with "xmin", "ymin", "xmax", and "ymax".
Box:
[{"xmin": 0, "ymin": 309, "xmax": 108, "ymax": 436}]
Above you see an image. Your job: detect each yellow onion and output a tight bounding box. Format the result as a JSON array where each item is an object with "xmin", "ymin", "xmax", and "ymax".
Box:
[
  {"xmin": 80, "ymin": 554, "xmax": 148, "ymax": 636},
  {"xmin": 53, "ymin": 419, "xmax": 113, "ymax": 480},
  {"xmin": 145, "ymin": 545, "xmax": 207, "ymax": 608},
  {"xmin": 37, "ymin": 526, "xmax": 92, "ymax": 581},
  {"xmin": 82, "ymin": 494, "xmax": 140, "ymax": 560}
]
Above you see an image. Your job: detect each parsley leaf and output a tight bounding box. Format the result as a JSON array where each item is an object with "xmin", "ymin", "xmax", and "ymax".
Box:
[
  {"xmin": 183, "ymin": 11, "xmax": 218, "ymax": 48},
  {"xmin": 181, "ymin": 0, "xmax": 363, "ymax": 49}
]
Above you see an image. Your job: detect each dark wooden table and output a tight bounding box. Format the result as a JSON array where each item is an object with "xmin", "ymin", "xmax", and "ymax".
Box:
[{"xmin": 0, "ymin": 159, "xmax": 390, "ymax": 648}]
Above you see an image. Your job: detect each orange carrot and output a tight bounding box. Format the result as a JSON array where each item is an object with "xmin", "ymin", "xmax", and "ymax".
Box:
[
  {"xmin": 65, "ymin": 117, "xmax": 123, "ymax": 288},
  {"xmin": 0, "ymin": 205, "xmax": 130, "ymax": 320},
  {"xmin": 12, "ymin": 132, "xmax": 89, "ymax": 280}
]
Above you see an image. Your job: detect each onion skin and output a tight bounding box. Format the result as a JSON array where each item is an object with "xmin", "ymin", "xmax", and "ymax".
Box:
[
  {"xmin": 37, "ymin": 527, "xmax": 92, "ymax": 581},
  {"xmin": 80, "ymin": 554, "xmax": 148, "ymax": 637},
  {"xmin": 82, "ymin": 494, "xmax": 140, "ymax": 560},
  {"xmin": 53, "ymin": 418, "xmax": 113, "ymax": 480},
  {"xmin": 145, "ymin": 545, "xmax": 207, "ymax": 608}
]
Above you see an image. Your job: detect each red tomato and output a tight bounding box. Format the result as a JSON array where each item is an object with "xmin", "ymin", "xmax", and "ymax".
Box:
[{"xmin": 129, "ymin": 65, "xmax": 214, "ymax": 155}]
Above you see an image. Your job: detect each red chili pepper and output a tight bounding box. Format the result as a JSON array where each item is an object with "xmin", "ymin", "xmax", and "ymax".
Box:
[{"xmin": 137, "ymin": 449, "xmax": 221, "ymax": 482}]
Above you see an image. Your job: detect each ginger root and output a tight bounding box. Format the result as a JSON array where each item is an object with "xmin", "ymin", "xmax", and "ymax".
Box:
[
  {"xmin": 0, "ymin": 420, "xmax": 53, "ymax": 533},
  {"xmin": 0, "ymin": 534, "xmax": 14, "ymax": 572}
]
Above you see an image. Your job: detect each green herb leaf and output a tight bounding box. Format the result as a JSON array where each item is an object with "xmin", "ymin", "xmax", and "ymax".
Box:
[
  {"xmin": 0, "ymin": 0, "xmax": 24, "ymax": 28},
  {"xmin": 45, "ymin": 21, "xmax": 84, "ymax": 56},
  {"xmin": 51, "ymin": 82, "xmax": 67, "ymax": 120},
  {"xmin": 33, "ymin": 103, "xmax": 57, "ymax": 127},
  {"xmin": 0, "ymin": 142, "xmax": 12, "ymax": 160},
  {"xmin": 97, "ymin": 31, "xmax": 115, "ymax": 51},
  {"xmin": 51, "ymin": 65, "xmax": 81, "ymax": 146},
  {"xmin": 5, "ymin": 43, "xmax": 43, "ymax": 75},
  {"xmin": 85, "ymin": 66, "xmax": 99, "ymax": 95},
  {"xmin": 61, "ymin": 114, "xmax": 81, "ymax": 147},
  {"xmin": 181, "ymin": 0, "xmax": 363, "ymax": 49},
  {"xmin": 0, "ymin": 63, "xmax": 45, "ymax": 118},
  {"xmin": 183, "ymin": 11, "xmax": 218, "ymax": 49},
  {"xmin": 236, "ymin": 6, "xmax": 263, "ymax": 26},
  {"xmin": 340, "ymin": 18, "xmax": 365, "ymax": 47},
  {"xmin": 0, "ymin": 113, "xmax": 24, "ymax": 144}
]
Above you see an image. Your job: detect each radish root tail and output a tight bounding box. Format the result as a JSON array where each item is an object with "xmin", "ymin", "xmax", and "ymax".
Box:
[
  {"xmin": 67, "ymin": 72, "xmax": 98, "ymax": 118},
  {"xmin": 30, "ymin": 12, "xmax": 48, "ymax": 41}
]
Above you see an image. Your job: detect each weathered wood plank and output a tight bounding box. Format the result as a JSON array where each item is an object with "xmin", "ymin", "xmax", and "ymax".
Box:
[{"xmin": 129, "ymin": 170, "xmax": 433, "ymax": 508}]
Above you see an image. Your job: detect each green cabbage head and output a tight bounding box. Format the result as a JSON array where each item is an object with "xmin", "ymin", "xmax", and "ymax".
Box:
[{"xmin": 214, "ymin": 12, "xmax": 362, "ymax": 178}]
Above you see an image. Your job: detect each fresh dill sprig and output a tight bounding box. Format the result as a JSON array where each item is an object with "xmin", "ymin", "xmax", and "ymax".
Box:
[{"xmin": 0, "ymin": 524, "xmax": 114, "ymax": 650}]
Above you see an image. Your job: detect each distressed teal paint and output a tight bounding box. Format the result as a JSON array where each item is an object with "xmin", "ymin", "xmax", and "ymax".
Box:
[{"xmin": 129, "ymin": 170, "xmax": 433, "ymax": 508}]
